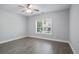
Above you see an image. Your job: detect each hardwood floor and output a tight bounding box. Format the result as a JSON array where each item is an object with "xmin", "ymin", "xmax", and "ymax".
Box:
[{"xmin": 0, "ymin": 37, "xmax": 73, "ymax": 54}]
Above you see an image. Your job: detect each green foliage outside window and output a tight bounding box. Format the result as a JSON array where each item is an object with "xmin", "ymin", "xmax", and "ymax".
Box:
[{"xmin": 37, "ymin": 21, "xmax": 43, "ymax": 32}]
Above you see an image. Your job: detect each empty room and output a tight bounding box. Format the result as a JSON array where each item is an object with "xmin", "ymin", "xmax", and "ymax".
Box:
[{"xmin": 0, "ymin": 4, "xmax": 79, "ymax": 54}]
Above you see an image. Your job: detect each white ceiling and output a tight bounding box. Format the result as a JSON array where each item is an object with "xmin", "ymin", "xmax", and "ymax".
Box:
[{"xmin": 0, "ymin": 4, "xmax": 71, "ymax": 16}]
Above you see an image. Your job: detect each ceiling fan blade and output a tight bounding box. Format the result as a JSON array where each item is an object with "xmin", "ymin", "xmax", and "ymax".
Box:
[
  {"xmin": 21, "ymin": 10, "xmax": 26, "ymax": 12},
  {"xmin": 18, "ymin": 5, "xmax": 24, "ymax": 8},
  {"xmin": 33, "ymin": 9, "xmax": 39, "ymax": 11}
]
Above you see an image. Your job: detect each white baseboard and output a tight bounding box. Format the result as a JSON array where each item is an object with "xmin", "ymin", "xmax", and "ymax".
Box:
[
  {"xmin": 28, "ymin": 36, "xmax": 69, "ymax": 43},
  {"xmin": 0, "ymin": 36, "xmax": 27, "ymax": 44},
  {"xmin": 68, "ymin": 42, "xmax": 76, "ymax": 54},
  {"xmin": 0, "ymin": 35, "xmax": 69, "ymax": 44}
]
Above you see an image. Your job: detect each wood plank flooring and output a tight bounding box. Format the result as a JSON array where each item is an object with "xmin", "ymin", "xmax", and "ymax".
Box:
[{"xmin": 0, "ymin": 37, "xmax": 73, "ymax": 54}]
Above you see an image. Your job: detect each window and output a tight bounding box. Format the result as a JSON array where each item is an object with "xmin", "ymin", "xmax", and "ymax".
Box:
[{"xmin": 36, "ymin": 18, "xmax": 52, "ymax": 34}]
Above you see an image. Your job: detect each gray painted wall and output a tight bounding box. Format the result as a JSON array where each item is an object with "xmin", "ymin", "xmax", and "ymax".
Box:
[
  {"xmin": 0, "ymin": 10, "xmax": 28, "ymax": 42},
  {"xmin": 70, "ymin": 5, "xmax": 79, "ymax": 53},
  {"xmin": 0, "ymin": 7, "xmax": 70, "ymax": 44},
  {"xmin": 28, "ymin": 9, "xmax": 69, "ymax": 42}
]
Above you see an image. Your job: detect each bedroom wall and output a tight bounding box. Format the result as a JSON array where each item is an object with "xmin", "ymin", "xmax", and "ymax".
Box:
[
  {"xmin": 27, "ymin": 9, "xmax": 69, "ymax": 42},
  {"xmin": 0, "ymin": 7, "xmax": 70, "ymax": 43},
  {"xmin": 0, "ymin": 10, "xmax": 28, "ymax": 43},
  {"xmin": 70, "ymin": 4, "xmax": 79, "ymax": 53}
]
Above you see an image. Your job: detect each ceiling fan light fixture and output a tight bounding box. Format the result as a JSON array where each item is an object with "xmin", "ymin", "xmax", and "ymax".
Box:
[{"xmin": 26, "ymin": 9, "xmax": 32, "ymax": 13}]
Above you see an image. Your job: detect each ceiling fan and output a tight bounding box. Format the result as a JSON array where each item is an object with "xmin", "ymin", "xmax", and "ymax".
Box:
[{"xmin": 18, "ymin": 4, "xmax": 39, "ymax": 14}]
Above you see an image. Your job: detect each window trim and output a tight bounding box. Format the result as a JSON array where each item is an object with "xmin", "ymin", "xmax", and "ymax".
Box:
[{"xmin": 35, "ymin": 18, "xmax": 53, "ymax": 34}]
